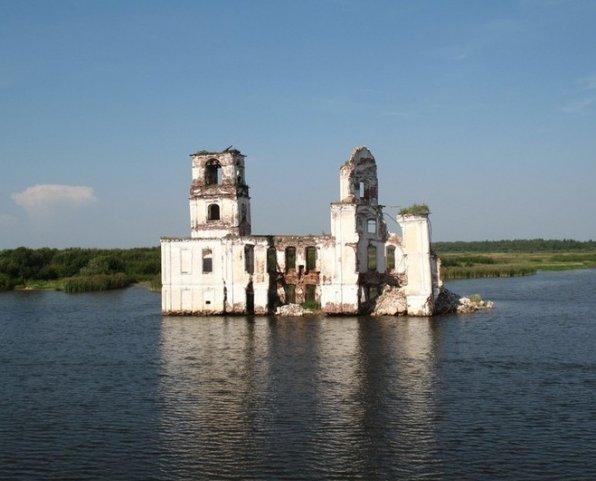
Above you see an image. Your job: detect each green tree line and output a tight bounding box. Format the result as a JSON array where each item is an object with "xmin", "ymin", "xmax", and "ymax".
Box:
[
  {"xmin": 0, "ymin": 247, "xmax": 160, "ymax": 292},
  {"xmin": 433, "ymin": 239, "xmax": 596, "ymax": 253}
]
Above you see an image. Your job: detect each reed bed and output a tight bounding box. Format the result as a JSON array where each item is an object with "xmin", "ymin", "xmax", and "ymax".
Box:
[{"xmin": 63, "ymin": 273, "xmax": 132, "ymax": 293}]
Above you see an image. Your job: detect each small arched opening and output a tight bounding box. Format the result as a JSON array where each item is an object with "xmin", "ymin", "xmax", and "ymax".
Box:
[
  {"xmin": 207, "ymin": 204, "xmax": 220, "ymax": 221},
  {"xmin": 205, "ymin": 159, "xmax": 222, "ymax": 185}
]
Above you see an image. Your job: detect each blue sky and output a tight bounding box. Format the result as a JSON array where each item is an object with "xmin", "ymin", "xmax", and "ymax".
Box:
[{"xmin": 1, "ymin": 0, "xmax": 595, "ymax": 248}]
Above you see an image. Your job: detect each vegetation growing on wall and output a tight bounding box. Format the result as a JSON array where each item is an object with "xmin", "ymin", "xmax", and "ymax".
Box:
[{"xmin": 399, "ymin": 204, "xmax": 430, "ymax": 216}]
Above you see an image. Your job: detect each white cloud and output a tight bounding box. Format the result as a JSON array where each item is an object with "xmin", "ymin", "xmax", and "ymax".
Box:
[
  {"xmin": 12, "ymin": 184, "xmax": 97, "ymax": 216},
  {"xmin": 561, "ymin": 97, "xmax": 595, "ymax": 114}
]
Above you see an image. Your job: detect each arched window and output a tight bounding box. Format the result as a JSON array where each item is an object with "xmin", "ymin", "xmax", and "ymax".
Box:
[
  {"xmin": 202, "ymin": 249, "xmax": 213, "ymax": 273},
  {"xmin": 367, "ymin": 245, "xmax": 377, "ymax": 271},
  {"xmin": 387, "ymin": 246, "xmax": 396, "ymax": 271},
  {"xmin": 207, "ymin": 204, "xmax": 220, "ymax": 221},
  {"xmin": 305, "ymin": 246, "xmax": 317, "ymax": 272},
  {"xmin": 205, "ymin": 159, "xmax": 222, "ymax": 185},
  {"xmin": 367, "ymin": 219, "xmax": 377, "ymax": 234}
]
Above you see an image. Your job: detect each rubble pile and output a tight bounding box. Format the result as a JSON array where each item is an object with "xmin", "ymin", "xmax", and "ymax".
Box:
[
  {"xmin": 276, "ymin": 304, "xmax": 311, "ymax": 316},
  {"xmin": 434, "ymin": 288, "xmax": 494, "ymax": 314},
  {"xmin": 372, "ymin": 286, "xmax": 407, "ymax": 316}
]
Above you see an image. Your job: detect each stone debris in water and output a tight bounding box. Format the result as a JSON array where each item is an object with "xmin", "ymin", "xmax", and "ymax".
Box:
[
  {"xmin": 275, "ymin": 304, "xmax": 312, "ymax": 316},
  {"xmin": 434, "ymin": 287, "xmax": 494, "ymax": 314},
  {"xmin": 371, "ymin": 285, "xmax": 407, "ymax": 316}
]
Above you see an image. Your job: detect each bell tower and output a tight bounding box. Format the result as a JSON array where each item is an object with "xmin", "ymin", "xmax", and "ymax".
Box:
[{"xmin": 189, "ymin": 148, "xmax": 251, "ymax": 238}]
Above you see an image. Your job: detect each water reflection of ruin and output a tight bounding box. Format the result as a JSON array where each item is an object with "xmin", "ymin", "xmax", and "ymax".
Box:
[{"xmin": 158, "ymin": 316, "xmax": 443, "ymax": 478}]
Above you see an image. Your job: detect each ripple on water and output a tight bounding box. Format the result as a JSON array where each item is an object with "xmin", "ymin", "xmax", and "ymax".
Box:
[{"xmin": 0, "ymin": 270, "xmax": 595, "ymax": 480}]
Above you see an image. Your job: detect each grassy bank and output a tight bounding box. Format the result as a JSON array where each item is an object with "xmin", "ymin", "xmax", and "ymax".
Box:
[
  {"xmin": 437, "ymin": 251, "xmax": 596, "ymax": 280},
  {"xmin": 1, "ymin": 241, "xmax": 594, "ymax": 292},
  {"xmin": 0, "ymin": 247, "xmax": 160, "ymax": 293}
]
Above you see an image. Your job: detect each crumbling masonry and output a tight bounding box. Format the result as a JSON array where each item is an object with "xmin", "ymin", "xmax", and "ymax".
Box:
[{"xmin": 161, "ymin": 146, "xmax": 442, "ymax": 316}]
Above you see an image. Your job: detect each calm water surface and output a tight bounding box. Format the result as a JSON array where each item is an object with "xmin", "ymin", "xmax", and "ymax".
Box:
[{"xmin": 1, "ymin": 270, "xmax": 595, "ymax": 480}]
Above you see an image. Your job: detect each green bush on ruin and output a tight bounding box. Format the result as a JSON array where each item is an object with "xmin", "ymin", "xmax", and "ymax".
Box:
[{"xmin": 399, "ymin": 204, "xmax": 430, "ymax": 216}]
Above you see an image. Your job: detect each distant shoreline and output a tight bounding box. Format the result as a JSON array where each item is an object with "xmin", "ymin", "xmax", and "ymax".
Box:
[
  {"xmin": 1, "ymin": 240, "xmax": 595, "ymax": 293},
  {"xmin": 434, "ymin": 240, "xmax": 596, "ymax": 280}
]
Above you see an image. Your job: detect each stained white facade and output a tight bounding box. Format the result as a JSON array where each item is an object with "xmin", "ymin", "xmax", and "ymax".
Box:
[{"xmin": 161, "ymin": 146, "xmax": 441, "ymax": 316}]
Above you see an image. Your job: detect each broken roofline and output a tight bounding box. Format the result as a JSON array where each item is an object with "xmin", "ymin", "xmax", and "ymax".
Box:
[
  {"xmin": 161, "ymin": 234, "xmax": 334, "ymax": 241},
  {"xmin": 190, "ymin": 147, "xmax": 243, "ymax": 156}
]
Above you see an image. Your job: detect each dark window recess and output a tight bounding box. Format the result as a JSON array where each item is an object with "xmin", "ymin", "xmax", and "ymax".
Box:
[
  {"xmin": 205, "ymin": 159, "xmax": 222, "ymax": 185},
  {"xmin": 387, "ymin": 246, "xmax": 396, "ymax": 271},
  {"xmin": 306, "ymin": 246, "xmax": 317, "ymax": 271},
  {"xmin": 202, "ymin": 249, "xmax": 213, "ymax": 273},
  {"xmin": 207, "ymin": 204, "xmax": 220, "ymax": 221},
  {"xmin": 285, "ymin": 284, "xmax": 296, "ymax": 304},
  {"xmin": 285, "ymin": 247, "xmax": 296, "ymax": 271},
  {"xmin": 368, "ymin": 286, "xmax": 379, "ymax": 300},
  {"xmin": 267, "ymin": 247, "xmax": 277, "ymax": 272},
  {"xmin": 305, "ymin": 284, "xmax": 316, "ymax": 303},
  {"xmin": 244, "ymin": 244, "xmax": 254, "ymax": 274},
  {"xmin": 367, "ymin": 245, "xmax": 377, "ymax": 271}
]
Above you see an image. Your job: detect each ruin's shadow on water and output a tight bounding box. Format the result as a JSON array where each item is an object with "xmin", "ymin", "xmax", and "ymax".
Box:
[{"xmin": 1, "ymin": 270, "xmax": 595, "ymax": 480}]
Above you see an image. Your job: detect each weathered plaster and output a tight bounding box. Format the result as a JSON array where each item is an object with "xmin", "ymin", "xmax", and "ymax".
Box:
[{"xmin": 161, "ymin": 146, "xmax": 441, "ymax": 317}]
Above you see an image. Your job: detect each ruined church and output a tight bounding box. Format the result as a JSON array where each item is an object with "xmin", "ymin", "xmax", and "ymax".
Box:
[{"xmin": 161, "ymin": 146, "xmax": 442, "ymax": 316}]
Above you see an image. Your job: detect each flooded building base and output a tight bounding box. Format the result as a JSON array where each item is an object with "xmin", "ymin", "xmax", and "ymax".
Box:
[{"xmin": 161, "ymin": 146, "xmax": 442, "ymax": 316}]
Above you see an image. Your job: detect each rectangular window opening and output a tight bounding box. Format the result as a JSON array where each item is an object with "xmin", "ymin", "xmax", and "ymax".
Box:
[
  {"xmin": 244, "ymin": 244, "xmax": 254, "ymax": 274},
  {"xmin": 285, "ymin": 284, "xmax": 296, "ymax": 304},
  {"xmin": 285, "ymin": 247, "xmax": 296, "ymax": 272},
  {"xmin": 202, "ymin": 249, "xmax": 213, "ymax": 273},
  {"xmin": 387, "ymin": 246, "xmax": 396, "ymax": 271},
  {"xmin": 367, "ymin": 245, "xmax": 377, "ymax": 271},
  {"xmin": 305, "ymin": 284, "xmax": 316, "ymax": 303},
  {"xmin": 267, "ymin": 247, "xmax": 277, "ymax": 272},
  {"xmin": 306, "ymin": 246, "xmax": 317, "ymax": 272}
]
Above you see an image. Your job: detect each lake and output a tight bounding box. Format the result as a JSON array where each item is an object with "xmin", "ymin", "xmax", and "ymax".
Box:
[{"xmin": 1, "ymin": 269, "xmax": 595, "ymax": 480}]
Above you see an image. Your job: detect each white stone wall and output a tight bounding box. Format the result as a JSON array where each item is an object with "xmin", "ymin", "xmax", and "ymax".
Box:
[
  {"xmin": 161, "ymin": 238, "xmax": 227, "ymax": 314},
  {"xmin": 162, "ymin": 145, "xmax": 442, "ymax": 317},
  {"xmin": 397, "ymin": 215, "xmax": 434, "ymax": 316},
  {"xmin": 322, "ymin": 203, "xmax": 360, "ymax": 313},
  {"xmin": 162, "ymin": 236, "xmax": 270, "ymax": 315},
  {"xmin": 190, "ymin": 198, "xmax": 244, "ymax": 236}
]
